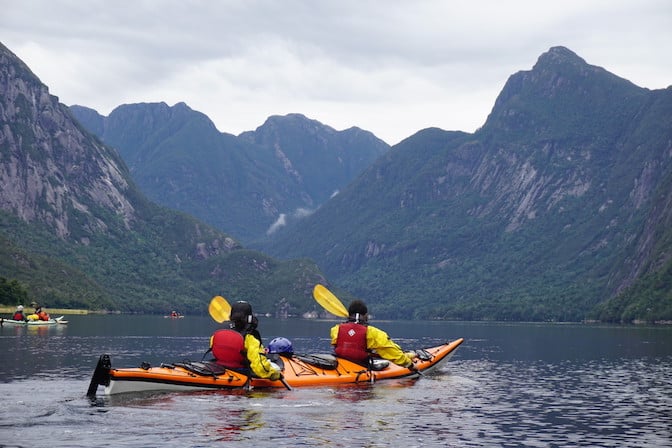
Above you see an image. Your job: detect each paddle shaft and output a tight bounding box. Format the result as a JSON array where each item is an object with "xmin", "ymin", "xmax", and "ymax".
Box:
[{"xmin": 279, "ymin": 376, "xmax": 292, "ymax": 390}]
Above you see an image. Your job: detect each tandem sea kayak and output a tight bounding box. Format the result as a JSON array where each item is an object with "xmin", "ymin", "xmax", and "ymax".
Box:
[
  {"xmin": 0, "ymin": 316, "xmax": 67, "ymax": 326},
  {"xmin": 87, "ymin": 338, "xmax": 464, "ymax": 397}
]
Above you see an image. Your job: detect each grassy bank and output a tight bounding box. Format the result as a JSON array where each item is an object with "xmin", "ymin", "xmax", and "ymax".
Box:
[{"xmin": 0, "ymin": 306, "xmax": 89, "ymax": 315}]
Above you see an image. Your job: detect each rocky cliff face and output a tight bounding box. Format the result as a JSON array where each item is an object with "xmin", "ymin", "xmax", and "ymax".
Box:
[
  {"xmin": 0, "ymin": 42, "xmax": 326, "ymax": 313},
  {"xmin": 478, "ymin": 47, "xmax": 672, "ymax": 293},
  {"xmin": 70, "ymin": 104, "xmax": 389, "ymax": 244},
  {"xmin": 0, "ymin": 43, "xmax": 135, "ymax": 241},
  {"xmin": 240, "ymin": 113, "xmax": 390, "ymax": 204},
  {"xmin": 262, "ymin": 47, "xmax": 672, "ymax": 320}
]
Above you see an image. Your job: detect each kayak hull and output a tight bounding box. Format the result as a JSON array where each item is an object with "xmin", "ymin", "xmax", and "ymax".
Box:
[
  {"xmin": 105, "ymin": 368, "xmax": 249, "ymax": 395},
  {"xmin": 0, "ymin": 316, "xmax": 66, "ymax": 326},
  {"xmin": 87, "ymin": 338, "xmax": 464, "ymax": 396}
]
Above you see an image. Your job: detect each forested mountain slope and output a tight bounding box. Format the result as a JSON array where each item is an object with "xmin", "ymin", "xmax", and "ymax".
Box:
[
  {"xmin": 0, "ymin": 42, "xmax": 324, "ymax": 314},
  {"xmin": 263, "ymin": 47, "xmax": 672, "ymax": 322},
  {"xmin": 70, "ymin": 104, "xmax": 389, "ymax": 244}
]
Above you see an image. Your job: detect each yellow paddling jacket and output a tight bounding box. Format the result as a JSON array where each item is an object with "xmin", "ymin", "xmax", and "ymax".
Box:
[{"xmin": 330, "ymin": 323, "xmax": 413, "ymax": 367}]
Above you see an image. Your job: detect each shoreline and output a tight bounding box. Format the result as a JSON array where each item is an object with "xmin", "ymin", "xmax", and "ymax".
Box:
[{"xmin": 0, "ymin": 307, "xmax": 89, "ymax": 315}]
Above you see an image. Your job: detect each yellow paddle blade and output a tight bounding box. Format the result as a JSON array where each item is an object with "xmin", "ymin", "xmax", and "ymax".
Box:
[
  {"xmin": 208, "ymin": 295, "xmax": 231, "ymax": 323},
  {"xmin": 313, "ymin": 284, "xmax": 348, "ymax": 318}
]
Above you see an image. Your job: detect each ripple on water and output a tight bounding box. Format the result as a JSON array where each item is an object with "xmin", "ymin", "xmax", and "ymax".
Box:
[{"xmin": 1, "ymin": 340, "xmax": 671, "ymax": 447}]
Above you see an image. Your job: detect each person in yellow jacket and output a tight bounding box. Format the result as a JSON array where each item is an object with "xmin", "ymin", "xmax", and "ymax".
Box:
[
  {"xmin": 209, "ymin": 301, "xmax": 281, "ymax": 380},
  {"xmin": 330, "ymin": 299, "xmax": 417, "ymax": 370}
]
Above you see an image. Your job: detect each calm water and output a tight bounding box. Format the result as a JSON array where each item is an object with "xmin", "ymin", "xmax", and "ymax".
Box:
[{"xmin": 0, "ymin": 315, "xmax": 670, "ymax": 447}]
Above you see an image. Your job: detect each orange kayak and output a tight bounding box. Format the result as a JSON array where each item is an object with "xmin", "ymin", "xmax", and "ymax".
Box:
[{"xmin": 87, "ymin": 338, "xmax": 464, "ymax": 396}]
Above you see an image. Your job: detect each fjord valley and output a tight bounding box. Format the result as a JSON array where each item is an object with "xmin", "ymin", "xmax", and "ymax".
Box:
[
  {"xmin": 0, "ymin": 42, "xmax": 325, "ymax": 315},
  {"xmin": 2, "ymin": 42, "xmax": 671, "ymax": 323}
]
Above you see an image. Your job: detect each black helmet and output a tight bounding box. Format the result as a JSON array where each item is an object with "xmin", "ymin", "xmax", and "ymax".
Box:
[
  {"xmin": 348, "ymin": 300, "xmax": 368, "ymax": 323},
  {"xmin": 230, "ymin": 301, "xmax": 253, "ymax": 327}
]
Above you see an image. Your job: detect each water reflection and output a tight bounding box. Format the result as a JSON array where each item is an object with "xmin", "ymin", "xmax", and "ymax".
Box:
[
  {"xmin": 330, "ymin": 383, "xmax": 378, "ymax": 402},
  {"xmin": 212, "ymin": 407, "xmax": 264, "ymax": 442}
]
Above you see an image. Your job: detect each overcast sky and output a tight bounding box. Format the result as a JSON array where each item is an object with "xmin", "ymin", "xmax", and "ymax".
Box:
[{"xmin": 2, "ymin": 1, "xmax": 671, "ymax": 145}]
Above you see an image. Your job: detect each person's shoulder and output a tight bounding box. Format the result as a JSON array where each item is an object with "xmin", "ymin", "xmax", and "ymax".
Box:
[
  {"xmin": 366, "ymin": 324, "xmax": 385, "ymax": 333},
  {"xmin": 244, "ymin": 331, "xmax": 261, "ymax": 342}
]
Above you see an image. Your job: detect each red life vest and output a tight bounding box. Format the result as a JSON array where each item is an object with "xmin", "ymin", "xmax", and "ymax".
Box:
[
  {"xmin": 211, "ymin": 329, "xmax": 246, "ymax": 369},
  {"xmin": 334, "ymin": 322, "xmax": 369, "ymax": 363},
  {"xmin": 12, "ymin": 312, "xmax": 24, "ymax": 321},
  {"xmin": 37, "ymin": 311, "xmax": 49, "ymax": 321}
]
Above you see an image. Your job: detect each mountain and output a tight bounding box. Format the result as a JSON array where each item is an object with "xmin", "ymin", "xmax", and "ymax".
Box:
[
  {"xmin": 0, "ymin": 42, "xmax": 325, "ymax": 315},
  {"xmin": 262, "ymin": 47, "xmax": 672, "ymax": 323},
  {"xmin": 5, "ymin": 41, "xmax": 669, "ymax": 322},
  {"xmin": 69, "ymin": 104, "xmax": 389, "ymax": 244}
]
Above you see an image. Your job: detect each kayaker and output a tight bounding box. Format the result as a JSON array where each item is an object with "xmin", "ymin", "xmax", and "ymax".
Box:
[
  {"xmin": 30, "ymin": 301, "xmax": 43, "ymax": 315},
  {"xmin": 12, "ymin": 305, "xmax": 27, "ymax": 321},
  {"xmin": 209, "ymin": 301, "xmax": 281, "ymax": 381},
  {"xmin": 26, "ymin": 301, "xmax": 42, "ymax": 321},
  {"xmin": 331, "ymin": 300, "xmax": 418, "ymax": 371},
  {"xmin": 29, "ymin": 301, "xmax": 50, "ymax": 321}
]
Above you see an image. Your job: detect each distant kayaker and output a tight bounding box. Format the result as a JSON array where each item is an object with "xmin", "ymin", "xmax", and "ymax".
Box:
[
  {"xmin": 35, "ymin": 304, "xmax": 50, "ymax": 321},
  {"xmin": 30, "ymin": 301, "xmax": 49, "ymax": 321},
  {"xmin": 26, "ymin": 301, "xmax": 41, "ymax": 321},
  {"xmin": 209, "ymin": 301, "xmax": 282, "ymax": 381},
  {"xmin": 12, "ymin": 305, "xmax": 27, "ymax": 321},
  {"xmin": 30, "ymin": 301, "xmax": 41, "ymax": 314},
  {"xmin": 331, "ymin": 300, "xmax": 418, "ymax": 371}
]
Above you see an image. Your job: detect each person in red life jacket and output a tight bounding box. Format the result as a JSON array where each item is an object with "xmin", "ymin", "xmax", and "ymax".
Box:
[
  {"xmin": 331, "ymin": 299, "xmax": 418, "ymax": 371},
  {"xmin": 12, "ymin": 305, "xmax": 27, "ymax": 321},
  {"xmin": 209, "ymin": 301, "xmax": 281, "ymax": 381}
]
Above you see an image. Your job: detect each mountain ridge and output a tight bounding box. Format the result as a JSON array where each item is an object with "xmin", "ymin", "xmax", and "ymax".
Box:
[
  {"xmin": 0, "ymin": 41, "xmax": 325, "ymax": 314},
  {"xmin": 261, "ymin": 46, "xmax": 672, "ymax": 322},
  {"xmin": 3, "ymin": 42, "xmax": 670, "ymax": 321},
  {"xmin": 71, "ymin": 104, "xmax": 389, "ymax": 244}
]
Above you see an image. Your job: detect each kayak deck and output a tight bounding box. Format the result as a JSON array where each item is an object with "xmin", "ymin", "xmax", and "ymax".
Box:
[{"xmin": 87, "ymin": 338, "xmax": 464, "ymax": 397}]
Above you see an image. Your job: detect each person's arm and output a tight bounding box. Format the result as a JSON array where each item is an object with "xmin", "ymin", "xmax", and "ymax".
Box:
[
  {"xmin": 366, "ymin": 326, "xmax": 414, "ymax": 367},
  {"xmin": 244, "ymin": 334, "xmax": 280, "ymax": 379},
  {"xmin": 330, "ymin": 324, "xmax": 339, "ymax": 345}
]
